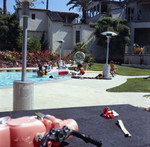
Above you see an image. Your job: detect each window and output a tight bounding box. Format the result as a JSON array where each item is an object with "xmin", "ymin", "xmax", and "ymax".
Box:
[
  {"xmin": 32, "ymin": 14, "xmax": 35, "ymax": 20},
  {"xmin": 128, "ymin": 7, "xmax": 134, "ymax": 20},
  {"xmin": 97, "ymin": 4, "xmax": 99, "ymax": 13},
  {"xmin": 76, "ymin": 31, "xmax": 80, "ymax": 43},
  {"xmin": 94, "ymin": 6, "xmax": 96, "ymax": 16},
  {"xmin": 101, "ymin": 4, "xmax": 107, "ymax": 13}
]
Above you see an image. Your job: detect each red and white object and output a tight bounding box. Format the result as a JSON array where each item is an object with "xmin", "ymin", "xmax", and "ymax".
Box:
[
  {"xmin": 7, "ymin": 116, "xmax": 46, "ymax": 147},
  {"xmin": 102, "ymin": 107, "xmax": 119, "ymax": 119},
  {"xmin": 58, "ymin": 69, "xmax": 69, "ymax": 75},
  {"xmin": 0, "ymin": 117, "xmax": 11, "ymax": 147},
  {"xmin": 48, "ymin": 69, "xmax": 69, "ymax": 76},
  {"xmin": 0, "ymin": 115, "xmax": 78, "ymax": 147}
]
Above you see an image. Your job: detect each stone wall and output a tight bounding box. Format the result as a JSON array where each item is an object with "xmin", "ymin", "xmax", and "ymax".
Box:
[{"xmin": 124, "ymin": 54, "xmax": 150, "ymax": 65}]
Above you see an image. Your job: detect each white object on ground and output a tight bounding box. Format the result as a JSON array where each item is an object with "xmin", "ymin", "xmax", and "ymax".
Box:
[
  {"xmin": 117, "ymin": 120, "xmax": 132, "ymax": 137},
  {"xmin": 112, "ymin": 110, "xmax": 119, "ymax": 117}
]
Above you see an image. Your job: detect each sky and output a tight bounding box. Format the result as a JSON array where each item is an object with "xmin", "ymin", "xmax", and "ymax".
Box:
[{"xmin": 0, "ymin": 0, "xmax": 81, "ymax": 15}]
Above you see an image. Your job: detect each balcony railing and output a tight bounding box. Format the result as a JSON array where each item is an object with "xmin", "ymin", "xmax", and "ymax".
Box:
[{"xmin": 127, "ymin": 16, "xmax": 150, "ymax": 22}]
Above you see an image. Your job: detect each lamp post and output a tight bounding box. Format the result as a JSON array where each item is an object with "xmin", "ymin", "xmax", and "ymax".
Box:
[
  {"xmin": 56, "ymin": 40, "xmax": 64, "ymax": 69},
  {"xmin": 101, "ymin": 31, "xmax": 117, "ymax": 79},
  {"xmin": 21, "ymin": 0, "xmax": 33, "ymax": 81},
  {"xmin": 13, "ymin": 0, "xmax": 34, "ymax": 111}
]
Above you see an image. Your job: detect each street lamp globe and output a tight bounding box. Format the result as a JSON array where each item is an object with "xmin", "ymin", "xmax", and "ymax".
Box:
[{"xmin": 101, "ymin": 31, "xmax": 117, "ymax": 37}]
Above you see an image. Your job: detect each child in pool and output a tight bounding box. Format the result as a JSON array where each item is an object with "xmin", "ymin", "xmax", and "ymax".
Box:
[{"xmin": 37, "ymin": 65, "xmax": 43, "ymax": 77}]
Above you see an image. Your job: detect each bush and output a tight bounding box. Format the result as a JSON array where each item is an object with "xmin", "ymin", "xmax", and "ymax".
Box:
[
  {"xmin": 0, "ymin": 50, "xmax": 70, "ymax": 68},
  {"xmin": 72, "ymin": 42, "xmax": 95, "ymax": 66},
  {"xmin": 0, "ymin": 14, "xmax": 21, "ymax": 49},
  {"xmin": 73, "ymin": 42, "xmax": 88, "ymax": 53},
  {"xmin": 0, "ymin": 50, "xmax": 17, "ymax": 61},
  {"xmin": 89, "ymin": 17, "xmax": 130, "ymax": 61},
  {"xmin": 4, "ymin": 54, "xmax": 16, "ymax": 61},
  {"xmin": 28, "ymin": 36, "xmax": 41, "ymax": 52}
]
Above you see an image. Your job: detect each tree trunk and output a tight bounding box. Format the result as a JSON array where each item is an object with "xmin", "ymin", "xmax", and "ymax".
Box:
[
  {"xmin": 81, "ymin": 8, "xmax": 86, "ymax": 23},
  {"xmin": 3, "ymin": 0, "xmax": 7, "ymax": 14},
  {"xmin": 46, "ymin": 0, "xmax": 49, "ymax": 10}
]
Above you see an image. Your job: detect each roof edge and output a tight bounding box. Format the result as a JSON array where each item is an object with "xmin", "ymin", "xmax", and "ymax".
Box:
[{"xmin": 17, "ymin": 7, "xmax": 79, "ymax": 16}]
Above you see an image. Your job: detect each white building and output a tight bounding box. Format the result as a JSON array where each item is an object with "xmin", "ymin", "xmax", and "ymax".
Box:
[
  {"xmin": 86, "ymin": 0, "xmax": 150, "ymax": 64},
  {"xmin": 17, "ymin": 8, "xmax": 95, "ymax": 57},
  {"xmin": 17, "ymin": 0, "xmax": 150, "ymax": 64}
]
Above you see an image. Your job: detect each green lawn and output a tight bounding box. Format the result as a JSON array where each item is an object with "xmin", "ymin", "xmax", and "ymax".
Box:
[
  {"xmin": 89, "ymin": 63, "xmax": 150, "ymax": 76},
  {"xmin": 106, "ymin": 78, "xmax": 150, "ymax": 92},
  {"xmin": 88, "ymin": 63, "xmax": 104, "ymax": 71},
  {"xmin": 88, "ymin": 63, "xmax": 150, "ymax": 92}
]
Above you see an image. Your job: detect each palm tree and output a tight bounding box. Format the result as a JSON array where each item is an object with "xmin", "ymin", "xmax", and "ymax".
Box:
[
  {"xmin": 13, "ymin": 0, "xmax": 44, "ymax": 11},
  {"xmin": 3, "ymin": 0, "xmax": 7, "ymax": 14},
  {"xmin": 66, "ymin": 0, "xmax": 92, "ymax": 23},
  {"xmin": 46, "ymin": 0, "xmax": 49, "ymax": 9}
]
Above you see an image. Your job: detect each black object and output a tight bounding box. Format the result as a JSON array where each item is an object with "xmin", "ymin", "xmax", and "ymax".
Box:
[
  {"xmin": 0, "ymin": 105, "xmax": 150, "ymax": 147},
  {"xmin": 39, "ymin": 126, "xmax": 102, "ymax": 147}
]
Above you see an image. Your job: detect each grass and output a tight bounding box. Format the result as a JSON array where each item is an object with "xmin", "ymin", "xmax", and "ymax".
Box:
[
  {"xmin": 106, "ymin": 78, "xmax": 150, "ymax": 92},
  {"xmin": 116, "ymin": 65, "xmax": 150, "ymax": 76},
  {"xmin": 88, "ymin": 63, "xmax": 150, "ymax": 92},
  {"xmin": 88, "ymin": 63, "xmax": 104, "ymax": 71},
  {"xmin": 89, "ymin": 63, "xmax": 150, "ymax": 76}
]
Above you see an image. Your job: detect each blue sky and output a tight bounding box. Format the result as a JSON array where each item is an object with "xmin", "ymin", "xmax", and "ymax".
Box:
[{"xmin": 0, "ymin": 0, "xmax": 80, "ymax": 15}]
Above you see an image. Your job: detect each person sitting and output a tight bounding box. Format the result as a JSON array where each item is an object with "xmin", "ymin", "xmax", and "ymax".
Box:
[
  {"xmin": 71, "ymin": 63, "xmax": 85, "ymax": 77},
  {"xmin": 37, "ymin": 65, "xmax": 43, "ymax": 77},
  {"xmin": 61, "ymin": 61, "xmax": 68, "ymax": 69},
  {"xmin": 110, "ymin": 61, "xmax": 117, "ymax": 77},
  {"xmin": 47, "ymin": 61, "xmax": 52, "ymax": 70},
  {"xmin": 77, "ymin": 63, "xmax": 85, "ymax": 75},
  {"xmin": 44, "ymin": 65, "xmax": 50, "ymax": 75}
]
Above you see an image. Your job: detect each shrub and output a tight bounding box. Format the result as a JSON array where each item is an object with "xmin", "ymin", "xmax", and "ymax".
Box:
[
  {"xmin": 4, "ymin": 54, "xmax": 16, "ymax": 61},
  {"xmin": 0, "ymin": 50, "xmax": 70, "ymax": 68},
  {"xmin": 28, "ymin": 36, "xmax": 41, "ymax": 52},
  {"xmin": 72, "ymin": 42, "xmax": 95, "ymax": 66}
]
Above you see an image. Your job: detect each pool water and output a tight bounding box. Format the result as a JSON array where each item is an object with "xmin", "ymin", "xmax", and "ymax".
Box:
[{"xmin": 0, "ymin": 71, "xmax": 68, "ymax": 86}]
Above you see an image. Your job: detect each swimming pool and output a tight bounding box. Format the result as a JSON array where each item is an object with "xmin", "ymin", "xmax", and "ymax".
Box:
[{"xmin": 0, "ymin": 70, "xmax": 69, "ymax": 87}]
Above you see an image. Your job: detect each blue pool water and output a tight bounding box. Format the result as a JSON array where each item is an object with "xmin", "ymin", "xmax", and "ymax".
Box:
[{"xmin": 0, "ymin": 71, "xmax": 68, "ymax": 86}]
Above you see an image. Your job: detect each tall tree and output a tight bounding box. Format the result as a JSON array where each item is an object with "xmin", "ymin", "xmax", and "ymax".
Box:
[
  {"xmin": 3, "ymin": 0, "xmax": 7, "ymax": 14},
  {"xmin": 0, "ymin": 14, "xmax": 21, "ymax": 49},
  {"xmin": 89, "ymin": 17, "xmax": 130, "ymax": 62},
  {"xmin": 46, "ymin": 0, "xmax": 49, "ymax": 9},
  {"xmin": 66, "ymin": 0, "xmax": 92, "ymax": 23},
  {"xmin": 13, "ymin": 0, "xmax": 45, "ymax": 11},
  {"xmin": 13, "ymin": 0, "xmax": 22, "ymax": 11},
  {"xmin": 0, "ymin": 8, "xmax": 2, "ymax": 15}
]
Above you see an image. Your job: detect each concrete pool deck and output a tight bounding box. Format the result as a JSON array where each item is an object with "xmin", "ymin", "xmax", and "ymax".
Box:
[{"xmin": 0, "ymin": 72, "xmax": 150, "ymax": 112}]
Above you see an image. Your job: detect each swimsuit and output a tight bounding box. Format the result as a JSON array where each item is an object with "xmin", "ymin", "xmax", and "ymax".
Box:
[{"xmin": 81, "ymin": 71, "xmax": 85, "ymax": 75}]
